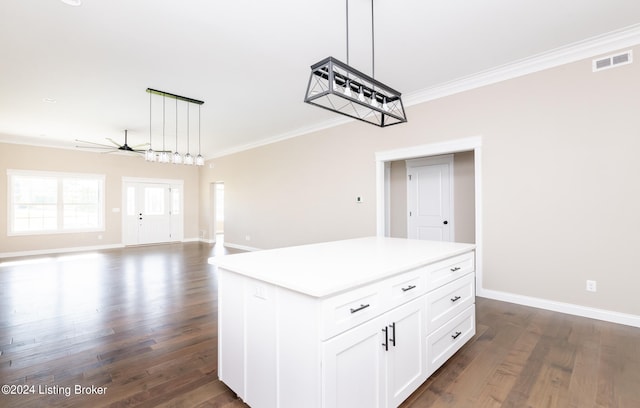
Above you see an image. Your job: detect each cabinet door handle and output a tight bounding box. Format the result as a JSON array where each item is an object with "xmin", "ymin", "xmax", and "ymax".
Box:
[
  {"xmin": 450, "ymin": 266, "xmax": 461, "ymax": 272},
  {"xmin": 350, "ymin": 303, "xmax": 370, "ymax": 314},
  {"xmin": 450, "ymin": 295, "xmax": 461, "ymax": 302},
  {"xmin": 382, "ymin": 327, "xmax": 389, "ymax": 351},
  {"xmin": 401, "ymin": 284, "xmax": 417, "ymax": 292},
  {"xmin": 451, "ymin": 331, "xmax": 462, "ymax": 340},
  {"xmin": 389, "ymin": 322, "xmax": 396, "ymax": 347}
]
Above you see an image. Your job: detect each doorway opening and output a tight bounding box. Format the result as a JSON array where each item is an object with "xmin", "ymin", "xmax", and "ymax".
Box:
[
  {"xmin": 375, "ymin": 136, "xmax": 483, "ymax": 291},
  {"xmin": 210, "ymin": 182, "xmax": 225, "ymax": 244}
]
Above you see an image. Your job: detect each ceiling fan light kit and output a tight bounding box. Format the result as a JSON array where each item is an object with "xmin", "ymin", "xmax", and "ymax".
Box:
[
  {"xmin": 145, "ymin": 88, "xmax": 206, "ymax": 166},
  {"xmin": 304, "ymin": 0, "xmax": 407, "ymax": 127}
]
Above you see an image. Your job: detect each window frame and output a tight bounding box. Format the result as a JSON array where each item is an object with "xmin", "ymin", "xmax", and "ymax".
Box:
[{"xmin": 7, "ymin": 169, "xmax": 106, "ymax": 236}]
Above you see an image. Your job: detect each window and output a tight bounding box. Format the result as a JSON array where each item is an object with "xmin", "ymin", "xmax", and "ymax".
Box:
[{"xmin": 8, "ymin": 170, "xmax": 105, "ymax": 235}]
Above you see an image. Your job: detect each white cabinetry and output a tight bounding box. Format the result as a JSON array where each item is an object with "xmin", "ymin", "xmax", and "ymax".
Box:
[
  {"xmin": 211, "ymin": 237, "xmax": 476, "ymax": 408},
  {"xmin": 322, "ymin": 297, "xmax": 426, "ymax": 408}
]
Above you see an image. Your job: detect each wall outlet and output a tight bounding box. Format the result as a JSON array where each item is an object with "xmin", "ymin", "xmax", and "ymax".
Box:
[
  {"xmin": 356, "ymin": 196, "xmax": 363, "ymax": 203},
  {"xmin": 586, "ymin": 280, "xmax": 597, "ymax": 292}
]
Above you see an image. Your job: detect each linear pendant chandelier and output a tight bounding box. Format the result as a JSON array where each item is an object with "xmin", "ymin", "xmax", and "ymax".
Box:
[
  {"xmin": 304, "ymin": 0, "xmax": 407, "ymax": 127},
  {"xmin": 145, "ymin": 88, "xmax": 206, "ymax": 166}
]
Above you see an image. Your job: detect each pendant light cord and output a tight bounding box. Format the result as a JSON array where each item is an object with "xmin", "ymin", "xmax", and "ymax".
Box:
[
  {"xmin": 162, "ymin": 95, "xmax": 166, "ymax": 151},
  {"xmin": 371, "ymin": 0, "xmax": 375, "ymax": 79},
  {"xmin": 175, "ymin": 98, "xmax": 178, "ymax": 151},
  {"xmin": 149, "ymin": 91, "xmax": 152, "ymax": 146},
  {"xmin": 346, "ymin": 0, "xmax": 349, "ymax": 65}
]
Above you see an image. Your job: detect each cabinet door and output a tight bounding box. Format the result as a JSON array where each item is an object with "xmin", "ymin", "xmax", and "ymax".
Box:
[
  {"xmin": 386, "ymin": 297, "xmax": 427, "ymax": 408},
  {"xmin": 322, "ymin": 315, "xmax": 386, "ymax": 408}
]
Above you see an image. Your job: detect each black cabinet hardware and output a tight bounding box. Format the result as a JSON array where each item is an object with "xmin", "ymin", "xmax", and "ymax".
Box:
[
  {"xmin": 389, "ymin": 323, "xmax": 396, "ymax": 347},
  {"xmin": 401, "ymin": 285, "xmax": 417, "ymax": 292},
  {"xmin": 451, "ymin": 331, "xmax": 462, "ymax": 340},
  {"xmin": 382, "ymin": 327, "xmax": 389, "ymax": 351},
  {"xmin": 450, "ymin": 266, "xmax": 461, "ymax": 272},
  {"xmin": 350, "ymin": 304, "xmax": 370, "ymax": 314},
  {"xmin": 450, "ymin": 295, "xmax": 461, "ymax": 302}
]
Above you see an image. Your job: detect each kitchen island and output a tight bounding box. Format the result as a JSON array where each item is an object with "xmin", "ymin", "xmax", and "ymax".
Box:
[{"xmin": 209, "ymin": 237, "xmax": 476, "ymax": 408}]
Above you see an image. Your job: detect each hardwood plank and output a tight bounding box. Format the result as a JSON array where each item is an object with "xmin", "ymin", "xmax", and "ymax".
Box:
[{"xmin": 1, "ymin": 243, "xmax": 640, "ymax": 407}]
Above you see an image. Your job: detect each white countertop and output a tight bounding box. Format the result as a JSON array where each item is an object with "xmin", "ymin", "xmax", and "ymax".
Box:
[{"xmin": 209, "ymin": 237, "xmax": 475, "ymax": 298}]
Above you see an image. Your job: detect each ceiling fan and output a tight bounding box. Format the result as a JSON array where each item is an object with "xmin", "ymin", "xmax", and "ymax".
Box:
[{"xmin": 75, "ymin": 129, "xmax": 149, "ymax": 154}]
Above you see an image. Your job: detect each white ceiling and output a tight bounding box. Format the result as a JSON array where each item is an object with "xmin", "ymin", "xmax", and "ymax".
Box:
[{"xmin": 1, "ymin": 0, "xmax": 640, "ymax": 158}]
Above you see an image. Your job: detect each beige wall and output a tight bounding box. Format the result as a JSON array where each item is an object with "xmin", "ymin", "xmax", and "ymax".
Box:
[
  {"xmin": 0, "ymin": 143, "xmax": 200, "ymax": 254},
  {"xmin": 202, "ymin": 45, "xmax": 640, "ymax": 316}
]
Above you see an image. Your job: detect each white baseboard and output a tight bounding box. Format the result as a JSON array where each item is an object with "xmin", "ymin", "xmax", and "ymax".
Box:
[
  {"xmin": 0, "ymin": 243, "xmax": 125, "ymax": 259},
  {"xmin": 223, "ymin": 242, "xmax": 261, "ymax": 252},
  {"xmin": 478, "ymin": 288, "xmax": 640, "ymax": 328}
]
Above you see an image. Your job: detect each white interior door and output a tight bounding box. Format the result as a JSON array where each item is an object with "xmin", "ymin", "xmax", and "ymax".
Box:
[
  {"xmin": 123, "ymin": 180, "xmax": 183, "ymax": 245},
  {"xmin": 406, "ymin": 155, "xmax": 454, "ymax": 241}
]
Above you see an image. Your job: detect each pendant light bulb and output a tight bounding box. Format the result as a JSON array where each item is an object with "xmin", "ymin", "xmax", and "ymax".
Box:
[
  {"xmin": 370, "ymin": 92, "xmax": 378, "ymax": 108},
  {"xmin": 184, "ymin": 153, "xmax": 194, "ymax": 165},
  {"xmin": 145, "ymin": 148, "xmax": 155, "ymax": 162},
  {"xmin": 195, "ymin": 154, "xmax": 205, "ymax": 166},
  {"xmin": 382, "ymin": 97, "xmax": 389, "ymax": 112},
  {"xmin": 173, "ymin": 151, "xmax": 183, "ymax": 164},
  {"xmin": 344, "ymin": 80, "xmax": 352, "ymax": 98},
  {"xmin": 358, "ymin": 86, "xmax": 365, "ymax": 102}
]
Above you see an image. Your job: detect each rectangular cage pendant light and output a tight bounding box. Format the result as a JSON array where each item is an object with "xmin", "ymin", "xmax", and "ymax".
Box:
[{"xmin": 304, "ymin": 56, "xmax": 407, "ymax": 127}]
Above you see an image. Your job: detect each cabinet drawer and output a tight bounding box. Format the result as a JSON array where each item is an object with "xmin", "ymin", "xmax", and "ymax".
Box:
[
  {"xmin": 424, "ymin": 252, "xmax": 474, "ymax": 290},
  {"xmin": 320, "ymin": 283, "xmax": 383, "ymax": 340},
  {"xmin": 425, "ymin": 273, "xmax": 475, "ymax": 332},
  {"xmin": 386, "ymin": 269, "xmax": 425, "ymax": 310},
  {"xmin": 426, "ymin": 304, "xmax": 475, "ymax": 377}
]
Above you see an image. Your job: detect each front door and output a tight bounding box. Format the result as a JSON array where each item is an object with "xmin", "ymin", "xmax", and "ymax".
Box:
[
  {"xmin": 123, "ymin": 181, "xmax": 182, "ymax": 245},
  {"xmin": 406, "ymin": 155, "xmax": 453, "ymax": 241}
]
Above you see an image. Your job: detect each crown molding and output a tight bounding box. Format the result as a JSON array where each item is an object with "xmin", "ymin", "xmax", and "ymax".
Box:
[
  {"xmin": 211, "ymin": 24, "xmax": 640, "ymax": 159},
  {"xmin": 403, "ymin": 23, "xmax": 640, "ymax": 107}
]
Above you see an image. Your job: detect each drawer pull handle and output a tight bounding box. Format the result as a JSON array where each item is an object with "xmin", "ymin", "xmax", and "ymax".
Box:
[
  {"xmin": 350, "ymin": 303, "xmax": 370, "ymax": 314},
  {"xmin": 450, "ymin": 295, "xmax": 461, "ymax": 302},
  {"xmin": 450, "ymin": 266, "xmax": 461, "ymax": 272},
  {"xmin": 401, "ymin": 284, "xmax": 417, "ymax": 292},
  {"xmin": 451, "ymin": 331, "xmax": 462, "ymax": 340}
]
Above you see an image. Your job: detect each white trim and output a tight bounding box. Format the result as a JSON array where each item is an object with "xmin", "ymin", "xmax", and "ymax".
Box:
[
  {"xmin": 223, "ymin": 242, "xmax": 261, "ymax": 252},
  {"xmin": 478, "ymin": 290, "xmax": 640, "ymax": 329},
  {"xmin": 121, "ymin": 176, "xmax": 185, "ymax": 185},
  {"xmin": 206, "ymin": 25, "xmax": 640, "ymax": 159},
  {"xmin": 210, "ymin": 116, "xmax": 351, "ymax": 158},
  {"xmin": 403, "ymin": 24, "xmax": 640, "ymax": 107},
  {"xmin": 0, "ymin": 243, "xmax": 125, "ymax": 259},
  {"xmin": 375, "ymin": 135, "xmax": 483, "ymax": 296},
  {"xmin": 7, "ymin": 169, "xmax": 106, "ymax": 236}
]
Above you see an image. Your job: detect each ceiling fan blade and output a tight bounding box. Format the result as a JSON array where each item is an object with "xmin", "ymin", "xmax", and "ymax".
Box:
[
  {"xmin": 131, "ymin": 142, "xmax": 150, "ymax": 148},
  {"xmin": 75, "ymin": 139, "xmax": 115, "ymax": 148},
  {"xmin": 75, "ymin": 145, "xmax": 119, "ymax": 150},
  {"xmin": 106, "ymin": 138, "xmax": 122, "ymax": 147}
]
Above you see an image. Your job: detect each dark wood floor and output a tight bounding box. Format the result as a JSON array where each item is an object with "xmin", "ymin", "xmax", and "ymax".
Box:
[{"xmin": 1, "ymin": 242, "xmax": 639, "ymax": 407}]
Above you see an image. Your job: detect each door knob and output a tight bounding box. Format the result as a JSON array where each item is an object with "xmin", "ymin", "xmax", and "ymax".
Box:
[{"xmin": 443, "ymin": 220, "xmax": 448, "ymax": 225}]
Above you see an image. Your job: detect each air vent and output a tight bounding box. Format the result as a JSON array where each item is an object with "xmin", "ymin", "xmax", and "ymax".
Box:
[{"xmin": 593, "ymin": 50, "xmax": 633, "ymax": 72}]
